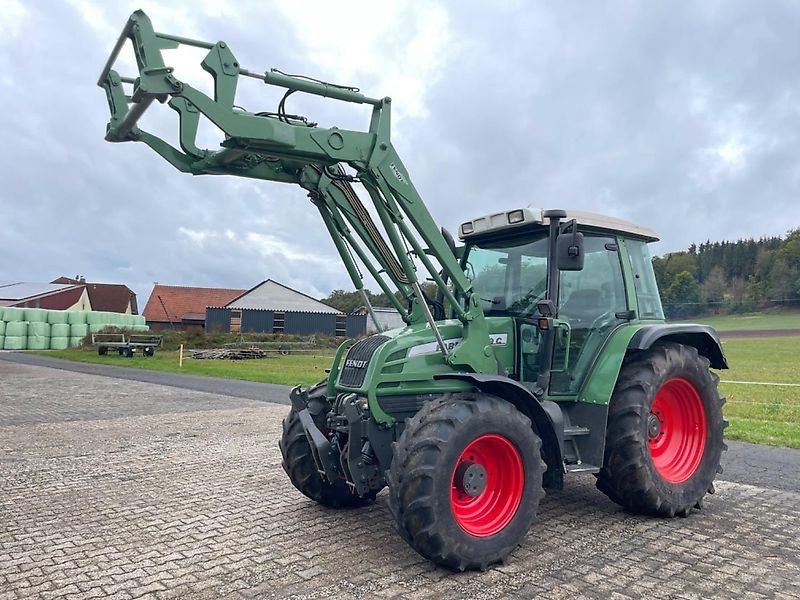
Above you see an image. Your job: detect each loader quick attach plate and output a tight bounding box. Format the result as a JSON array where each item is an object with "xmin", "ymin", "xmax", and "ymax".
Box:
[{"xmin": 339, "ymin": 335, "xmax": 389, "ymax": 388}]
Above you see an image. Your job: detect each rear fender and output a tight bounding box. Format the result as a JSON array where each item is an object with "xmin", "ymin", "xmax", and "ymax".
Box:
[
  {"xmin": 628, "ymin": 324, "xmax": 728, "ymax": 369},
  {"xmin": 433, "ymin": 373, "xmax": 565, "ymax": 489}
]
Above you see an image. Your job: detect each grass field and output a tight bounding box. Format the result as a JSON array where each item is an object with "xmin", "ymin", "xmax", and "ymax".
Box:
[
  {"xmin": 716, "ymin": 336, "xmax": 800, "ymax": 448},
  {"xmin": 674, "ymin": 310, "xmax": 800, "ymax": 331},
  {"xmin": 35, "ymin": 334, "xmax": 800, "ymax": 448},
  {"xmin": 39, "ymin": 349, "xmax": 334, "ymax": 387}
]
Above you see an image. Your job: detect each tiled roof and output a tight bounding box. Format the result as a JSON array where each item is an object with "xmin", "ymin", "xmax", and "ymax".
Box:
[
  {"xmin": 51, "ymin": 277, "xmax": 137, "ymax": 313},
  {"xmin": 142, "ymin": 284, "xmax": 246, "ymax": 323}
]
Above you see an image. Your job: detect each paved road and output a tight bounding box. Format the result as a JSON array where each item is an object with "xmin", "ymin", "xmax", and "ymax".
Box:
[
  {"xmin": 2, "ymin": 352, "xmax": 797, "ymax": 494},
  {"xmin": 1, "ymin": 358, "xmax": 799, "ymax": 599}
]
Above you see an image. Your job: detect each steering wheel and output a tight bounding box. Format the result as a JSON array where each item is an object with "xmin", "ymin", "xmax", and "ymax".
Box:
[{"xmin": 513, "ymin": 289, "xmax": 548, "ymax": 317}]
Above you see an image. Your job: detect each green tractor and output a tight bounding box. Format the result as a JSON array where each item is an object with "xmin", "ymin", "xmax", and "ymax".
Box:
[{"xmin": 99, "ymin": 11, "xmax": 728, "ymax": 571}]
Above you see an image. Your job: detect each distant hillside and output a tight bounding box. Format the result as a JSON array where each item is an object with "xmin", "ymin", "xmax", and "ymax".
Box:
[{"xmin": 654, "ymin": 229, "xmax": 800, "ymax": 318}]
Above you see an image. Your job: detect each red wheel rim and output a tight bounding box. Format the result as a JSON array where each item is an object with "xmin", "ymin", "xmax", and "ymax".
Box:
[
  {"xmin": 450, "ymin": 434, "xmax": 524, "ymax": 537},
  {"xmin": 648, "ymin": 378, "xmax": 707, "ymax": 483}
]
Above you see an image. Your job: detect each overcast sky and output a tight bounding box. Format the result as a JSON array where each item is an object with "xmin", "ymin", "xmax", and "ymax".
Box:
[{"xmin": 1, "ymin": 1, "xmax": 798, "ymax": 307}]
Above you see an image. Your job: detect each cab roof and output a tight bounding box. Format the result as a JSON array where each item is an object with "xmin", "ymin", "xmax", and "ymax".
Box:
[{"xmin": 458, "ymin": 208, "xmax": 659, "ymax": 242}]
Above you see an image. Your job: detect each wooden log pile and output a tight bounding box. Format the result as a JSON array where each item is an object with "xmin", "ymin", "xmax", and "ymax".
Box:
[{"xmin": 190, "ymin": 348, "xmax": 268, "ymax": 360}]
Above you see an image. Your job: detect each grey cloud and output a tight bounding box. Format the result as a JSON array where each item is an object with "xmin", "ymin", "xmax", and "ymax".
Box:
[{"xmin": 1, "ymin": 1, "xmax": 798, "ymax": 307}]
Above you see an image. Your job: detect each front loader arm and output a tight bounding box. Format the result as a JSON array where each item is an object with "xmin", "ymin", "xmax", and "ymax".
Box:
[{"xmin": 98, "ymin": 10, "xmax": 496, "ymax": 374}]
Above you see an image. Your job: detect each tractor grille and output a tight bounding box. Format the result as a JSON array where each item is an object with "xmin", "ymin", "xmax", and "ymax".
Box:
[{"xmin": 339, "ymin": 335, "xmax": 389, "ymax": 388}]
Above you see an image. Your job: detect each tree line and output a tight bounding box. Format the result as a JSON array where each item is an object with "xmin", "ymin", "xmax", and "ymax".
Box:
[
  {"xmin": 654, "ymin": 229, "xmax": 800, "ymax": 318},
  {"xmin": 320, "ymin": 229, "xmax": 800, "ymax": 319}
]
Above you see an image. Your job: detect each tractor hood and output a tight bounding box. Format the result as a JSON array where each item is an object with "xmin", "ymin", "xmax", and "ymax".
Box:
[{"xmin": 335, "ymin": 318, "xmax": 516, "ymax": 399}]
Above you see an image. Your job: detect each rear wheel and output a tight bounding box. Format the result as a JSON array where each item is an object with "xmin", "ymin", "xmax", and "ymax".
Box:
[
  {"xmin": 279, "ymin": 385, "xmax": 375, "ymax": 508},
  {"xmin": 596, "ymin": 343, "xmax": 727, "ymax": 517},
  {"xmin": 388, "ymin": 394, "xmax": 545, "ymax": 571}
]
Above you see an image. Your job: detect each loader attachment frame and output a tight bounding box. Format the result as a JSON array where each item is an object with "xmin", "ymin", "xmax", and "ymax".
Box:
[{"xmin": 98, "ymin": 10, "xmax": 496, "ymax": 373}]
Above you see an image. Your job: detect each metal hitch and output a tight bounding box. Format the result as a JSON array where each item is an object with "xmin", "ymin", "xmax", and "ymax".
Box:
[{"xmin": 289, "ymin": 386, "xmax": 339, "ymax": 483}]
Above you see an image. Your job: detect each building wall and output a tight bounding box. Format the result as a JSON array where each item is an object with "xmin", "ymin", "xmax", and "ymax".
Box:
[
  {"xmin": 71, "ymin": 289, "xmax": 92, "ymax": 311},
  {"xmin": 204, "ymin": 308, "xmax": 366, "ymax": 337}
]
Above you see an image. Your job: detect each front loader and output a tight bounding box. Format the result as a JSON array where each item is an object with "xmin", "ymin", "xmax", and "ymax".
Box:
[{"xmin": 98, "ymin": 11, "xmax": 728, "ymax": 571}]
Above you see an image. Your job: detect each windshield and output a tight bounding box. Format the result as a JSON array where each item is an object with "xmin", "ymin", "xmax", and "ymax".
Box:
[{"xmin": 463, "ymin": 234, "xmax": 549, "ymax": 317}]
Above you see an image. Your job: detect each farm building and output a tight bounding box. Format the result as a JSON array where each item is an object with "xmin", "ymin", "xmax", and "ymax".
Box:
[
  {"xmin": 51, "ymin": 277, "xmax": 139, "ymax": 314},
  {"xmin": 206, "ymin": 280, "xmax": 366, "ymax": 337},
  {"xmin": 360, "ymin": 306, "xmax": 406, "ymax": 334},
  {"xmin": 0, "ymin": 282, "xmax": 91, "ymax": 310},
  {"xmin": 142, "ymin": 284, "xmax": 246, "ymax": 330}
]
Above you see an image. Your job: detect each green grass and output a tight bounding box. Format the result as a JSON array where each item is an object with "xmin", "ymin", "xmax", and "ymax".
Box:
[
  {"xmin": 716, "ymin": 336, "xmax": 800, "ymax": 448},
  {"xmin": 674, "ymin": 310, "xmax": 800, "ymax": 331},
  {"xmin": 37, "ymin": 335, "xmax": 800, "ymax": 448},
  {"xmin": 38, "ymin": 349, "xmax": 334, "ymax": 387}
]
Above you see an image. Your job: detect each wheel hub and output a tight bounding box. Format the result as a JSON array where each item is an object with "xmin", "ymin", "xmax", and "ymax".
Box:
[
  {"xmin": 647, "ymin": 413, "xmax": 662, "ymax": 439},
  {"xmin": 454, "ymin": 461, "xmax": 487, "ymax": 497}
]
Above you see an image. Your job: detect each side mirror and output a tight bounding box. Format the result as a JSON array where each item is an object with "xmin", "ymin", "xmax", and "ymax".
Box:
[{"xmin": 556, "ymin": 230, "xmax": 584, "ymax": 271}]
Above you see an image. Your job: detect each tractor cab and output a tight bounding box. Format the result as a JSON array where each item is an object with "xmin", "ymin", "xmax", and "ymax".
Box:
[{"xmin": 459, "ymin": 208, "xmax": 663, "ymax": 395}]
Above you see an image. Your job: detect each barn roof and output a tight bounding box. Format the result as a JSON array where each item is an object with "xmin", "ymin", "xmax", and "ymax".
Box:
[{"xmin": 142, "ymin": 284, "xmax": 246, "ymax": 323}]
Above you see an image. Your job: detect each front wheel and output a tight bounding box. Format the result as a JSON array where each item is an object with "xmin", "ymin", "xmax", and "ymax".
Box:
[
  {"xmin": 596, "ymin": 343, "xmax": 727, "ymax": 517},
  {"xmin": 388, "ymin": 394, "xmax": 546, "ymax": 571}
]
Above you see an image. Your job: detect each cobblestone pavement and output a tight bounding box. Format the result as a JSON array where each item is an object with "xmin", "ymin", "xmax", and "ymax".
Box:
[{"xmin": 1, "ymin": 361, "xmax": 799, "ymax": 599}]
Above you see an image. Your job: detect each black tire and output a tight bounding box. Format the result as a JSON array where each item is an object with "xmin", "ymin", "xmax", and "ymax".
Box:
[
  {"xmin": 98, "ymin": 346, "xmax": 108, "ymax": 356},
  {"xmin": 596, "ymin": 343, "xmax": 727, "ymax": 517},
  {"xmin": 118, "ymin": 348, "xmax": 126, "ymax": 356},
  {"xmin": 279, "ymin": 387, "xmax": 375, "ymax": 508},
  {"xmin": 388, "ymin": 394, "xmax": 546, "ymax": 571}
]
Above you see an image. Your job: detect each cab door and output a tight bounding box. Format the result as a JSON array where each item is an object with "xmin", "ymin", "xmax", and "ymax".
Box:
[{"xmin": 549, "ymin": 234, "xmax": 628, "ymax": 394}]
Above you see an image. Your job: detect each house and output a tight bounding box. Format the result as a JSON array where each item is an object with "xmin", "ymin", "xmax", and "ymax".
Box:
[
  {"xmin": 142, "ymin": 284, "xmax": 246, "ymax": 330},
  {"xmin": 51, "ymin": 277, "xmax": 139, "ymax": 314},
  {"xmin": 0, "ymin": 282, "xmax": 91, "ymax": 310}
]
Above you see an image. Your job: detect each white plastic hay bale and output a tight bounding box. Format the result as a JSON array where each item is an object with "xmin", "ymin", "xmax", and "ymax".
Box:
[
  {"xmin": 50, "ymin": 324, "xmax": 70, "ymax": 337},
  {"xmin": 2, "ymin": 307, "xmax": 25, "ymax": 322},
  {"xmin": 70, "ymin": 323, "xmax": 89, "ymax": 338},
  {"xmin": 69, "ymin": 337, "xmax": 85, "ymax": 348},
  {"xmin": 132, "ymin": 324, "xmax": 151, "ymax": 332},
  {"xmin": 0, "ymin": 321, "xmax": 5, "ymax": 336},
  {"xmin": 4, "ymin": 321, "xmax": 28, "ymax": 337},
  {"xmin": 23, "ymin": 308, "xmax": 47, "ymax": 322},
  {"xmin": 3, "ymin": 335, "xmax": 25, "ymax": 350},
  {"xmin": 28, "ymin": 322, "xmax": 50, "ymax": 337},
  {"xmin": 27, "ymin": 335, "xmax": 49, "ymax": 350},
  {"xmin": 47, "ymin": 310, "xmax": 70, "ymax": 325},
  {"xmin": 49, "ymin": 337, "xmax": 69, "ymax": 350},
  {"xmin": 133, "ymin": 314, "xmax": 146, "ymax": 326},
  {"xmin": 85, "ymin": 311, "xmax": 109, "ymax": 325},
  {"xmin": 67, "ymin": 311, "xmax": 88, "ymax": 325}
]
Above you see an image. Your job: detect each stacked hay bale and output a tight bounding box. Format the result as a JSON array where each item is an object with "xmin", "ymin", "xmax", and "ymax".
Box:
[
  {"xmin": 2, "ymin": 307, "xmax": 28, "ymax": 350},
  {"xmin": 68, "ymin": 310, "xmax": 89, "ymax": 348},
  {"xmin": 0, "ymin": 309, "xmax": 149, "ymax": 350}
]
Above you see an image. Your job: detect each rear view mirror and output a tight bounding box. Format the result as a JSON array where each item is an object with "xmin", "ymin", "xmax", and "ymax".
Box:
[{"xmin": 557, "ymin": 230, "xmax": 584, "ymax": 271}]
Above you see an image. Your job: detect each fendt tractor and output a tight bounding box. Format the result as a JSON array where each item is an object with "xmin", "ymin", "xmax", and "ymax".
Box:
[{"xmin": 98, "ymin": 11, "xmax": 728, "ymax": 570}]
